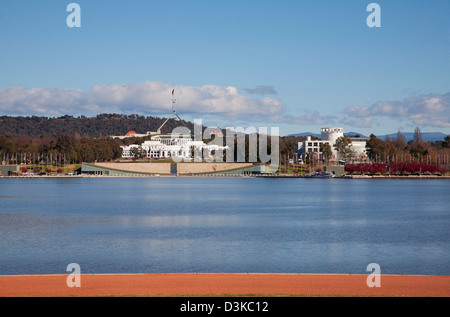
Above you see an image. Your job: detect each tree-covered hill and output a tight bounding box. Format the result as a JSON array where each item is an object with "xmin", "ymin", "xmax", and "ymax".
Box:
[{"xmin": 0, "ymin": 114, "xmax": 194, "ymax": 137}]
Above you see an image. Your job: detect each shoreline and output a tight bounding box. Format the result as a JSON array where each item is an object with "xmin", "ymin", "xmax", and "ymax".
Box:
[
  {"xmin": 1, "ymin": 273, "xmax": 449, "ymax": 297},
  {"xmin": 1, "ymin": 174, "xmax": 450, "ymax": 179}
]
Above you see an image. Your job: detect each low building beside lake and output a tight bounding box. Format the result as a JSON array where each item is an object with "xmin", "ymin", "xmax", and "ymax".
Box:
[
  {"xmin": 296, "ymin": 128, "xmax": 368, "ymax": 163},
  {"xmin": 0, "ymin": 165, "xmax": 19, "ymax": 176}
]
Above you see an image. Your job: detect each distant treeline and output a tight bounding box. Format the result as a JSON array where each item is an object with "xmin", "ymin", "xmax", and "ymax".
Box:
[
  {"xmin": 0, "ymin": 133, "xmax": 300, "ymax": 165},
  {"xmin": 0, "ymin": 114, "xmax": 194, "ymax": 137},
  {"xmin": 0, "ymin": 115, "xmax": 448, "ymax": 166},
  {"xmin": 0, "ymin": 114, "xmax": 305, "ymax": 164},
  {"xmin": 1, "ymin": 134, "xmax": 125, "ymax": 164},
  {"xmin": 363, "ymin": 129, "xmax": 450, "ymax": 162}
]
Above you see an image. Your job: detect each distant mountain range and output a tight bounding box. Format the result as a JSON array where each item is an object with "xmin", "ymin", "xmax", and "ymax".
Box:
[
  {"xmin": 288, "ymin": 131, "xmax": 364, "ymax": 138},
  {"xmin": 377, "ymin": 132, "xmax": 448, "ymax": 142},
  {"xmin": 288, "ymin": 131, "xmax": 448, "ymax": 142}
]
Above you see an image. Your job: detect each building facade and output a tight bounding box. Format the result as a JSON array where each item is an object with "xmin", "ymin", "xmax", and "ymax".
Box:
[
  {"xmin": 121, "ymin": 134, "xmax": 227, "ymax": 161},
  {"xmin": 296, "ymin": 128, "xmax": 368, "ymax": 163}
]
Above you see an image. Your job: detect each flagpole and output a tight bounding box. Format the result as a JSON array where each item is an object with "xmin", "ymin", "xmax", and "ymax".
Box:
[{"xmin": 172, "ymin": 89, "xmax": 176, "ymax": 113}]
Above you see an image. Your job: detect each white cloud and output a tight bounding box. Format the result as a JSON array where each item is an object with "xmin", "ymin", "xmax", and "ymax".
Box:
[
  {"xmin": 344, "ymin": 93, "xmax": 450, "ymax": 128},
  {"xmin": 0, "ymin": 81, "xmax": 285, "ymax": 119},
  {"xmin": 0, "ymin": 86, "xmax": 87, "ymax": 115}
]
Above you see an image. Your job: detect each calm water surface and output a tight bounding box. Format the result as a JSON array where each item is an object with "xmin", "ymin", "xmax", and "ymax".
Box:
[{"xmin": 0, "ymin": 177, "xmax": 449, "ymax": 275}]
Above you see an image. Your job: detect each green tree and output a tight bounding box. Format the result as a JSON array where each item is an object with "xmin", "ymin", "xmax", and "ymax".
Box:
[
  {"xmin": 414, "ymin": 127, "xmax": 423, "ymax": 143},
  {"xmin": 305, "ymin": 149, "xmax": 317, "ymax": 165},
  {"xmin": 365, "ymin": 134, "xmax": 396, "ymax": 162},
  {"xmin": 319, "ymin": 142, "xmax": 333, "ymax": 162},
  {"xmin": 0, "ymin": 135, "xmax": 13, "ymax": 153},
  {"xmin": 408, "ymin": 127, "xmax": 428, "ymax": 156},
  {"xmin": 95, "ymin": 138, "xmax": 115, "ymax": 161},
  {"xmin": 334, "ymin": 136, "xmax": 354, "ymax": 161},
  {"xmin": 75, "ymin": 141, "xmax": 95, "ymax": 163},
  {"xmin": 131, "ymin": 146, "xmax": 147, "ymax": 161},
  {"xmin": 443, "ymin": 135, "xmax": 450, "ymax": 148},
  {"xmin": 393, "ymin": 130, "xmax": 407, "ymax": 150},
  {"xmin": 408, "ymin": 141, "xmax": 428, "ymax": 156}
]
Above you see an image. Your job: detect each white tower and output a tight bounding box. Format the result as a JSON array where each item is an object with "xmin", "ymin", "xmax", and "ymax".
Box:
[
  {"xmin": 321, "ymin": 128, "xmax": 344, "ymax": 144},
  {"xmin": 321, "ymin": 128, "xmax": 344, "ymax": 160}
]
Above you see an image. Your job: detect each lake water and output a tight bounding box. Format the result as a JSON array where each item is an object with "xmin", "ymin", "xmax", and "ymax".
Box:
[{"xmin": 0, "ymin": 177, "xmax": 449, "ymax": 276}]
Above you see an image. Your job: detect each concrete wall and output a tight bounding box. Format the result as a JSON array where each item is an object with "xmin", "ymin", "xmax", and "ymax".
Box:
[
  {"xmin": 324, "ymin": 165, "xmax": 345, "ymax": 177},
  {"xmin": 0, "ymin": 165, "xmax": 19, "ymax": 176},
  {"xmin": 87, "ymin": 162, "xmax": 254, "ymax": 175},
  {"xmin": 93, "ymin": 163, "xmax": 171, "ymax": 174},
  {"xmin": 177, "ymin": 163, "xmax": 253, "ymax": 174}
]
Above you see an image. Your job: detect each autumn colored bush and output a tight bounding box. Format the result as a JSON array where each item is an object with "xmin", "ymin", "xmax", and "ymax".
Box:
[
  {"xmin": 438, "ymin": 165, "xmax": 449, "ymax": 175},
  {"xmin": 345, "ymin": 162, "xmax": 441, "ymax": 175},
  {"xmin": 389, "ymin": 162, "xmax": 439, "ymax": 174}
]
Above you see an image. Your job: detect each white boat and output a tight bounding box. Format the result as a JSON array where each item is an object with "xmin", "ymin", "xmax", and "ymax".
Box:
[{"xmin": 311, "ymin": 171, "xmax": 335, "ymax": 178}]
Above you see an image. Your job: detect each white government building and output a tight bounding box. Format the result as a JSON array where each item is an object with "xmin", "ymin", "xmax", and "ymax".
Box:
[
  {"xmin": 116, "ymin": 90, "xmax": 227, "ymax": 161},
  {"xmin": 120, "ymin": 133, "xmax": 227, "ymax": 161},
  {"xmin": 296, "ymin": 128, "xmax": 368, "ymax": 163}
]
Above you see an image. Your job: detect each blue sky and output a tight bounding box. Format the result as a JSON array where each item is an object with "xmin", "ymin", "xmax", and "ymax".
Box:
[{"xmin": 0, "ymin": 0, "xmax": 449, "ymax": 136}]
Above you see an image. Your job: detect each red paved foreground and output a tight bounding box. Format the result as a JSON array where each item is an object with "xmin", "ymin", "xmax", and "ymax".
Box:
[{"xmin": 1, "ymin": 273, "xmax": 449, "ymax": 297}]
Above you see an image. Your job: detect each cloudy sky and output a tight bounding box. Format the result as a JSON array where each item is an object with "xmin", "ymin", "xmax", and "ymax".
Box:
[{"xmin": 0, "ymin": 0, "xmax": 449, "ymax": 136}]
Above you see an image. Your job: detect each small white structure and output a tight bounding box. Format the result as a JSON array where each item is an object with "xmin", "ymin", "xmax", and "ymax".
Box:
[
  {"xmin": 298, "ymin": 136, "xmax": 328, "ymax": 162},
  {"xmin": 296, "ymin": 128, "xmax": 368, "ymax": 163},
  {"xmin": 348, "ymin": 137, "xmax": 369, "ymax": 160}
]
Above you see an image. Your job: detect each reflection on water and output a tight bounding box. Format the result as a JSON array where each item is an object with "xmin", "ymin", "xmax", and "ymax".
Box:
[{"xmin": 0, "ymin": 178, "xmax": 449, "ymax": 275}]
